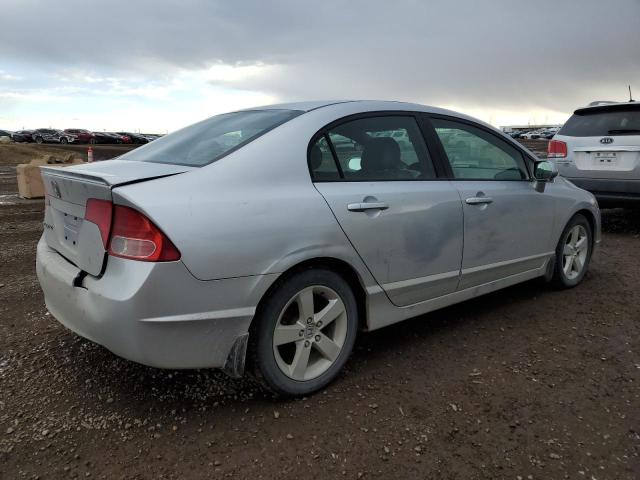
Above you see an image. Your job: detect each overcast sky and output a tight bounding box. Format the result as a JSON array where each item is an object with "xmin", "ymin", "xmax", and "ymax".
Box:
[{"xmin": 1, "ymin": 0, "xmax": 639, "ymax": 132}]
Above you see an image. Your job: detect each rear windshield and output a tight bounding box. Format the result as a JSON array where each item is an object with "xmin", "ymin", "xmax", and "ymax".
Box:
[
  {"xmin": 119, "ymin": 109, "xmax": 302, "ymax": 166},
  {"xmin": 559, "ymin": 105, "xmax": 640, "ymax": 137}
]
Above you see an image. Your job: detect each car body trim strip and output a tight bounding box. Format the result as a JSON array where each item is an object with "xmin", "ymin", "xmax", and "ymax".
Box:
[
  {"xmin": 382, "ymin": 270, "xmax": 460, "ymax": 292},
  {"xmin": 139, "ymin": 307, "xmax": 256, "ymax": 323},
  {"xmin": 461, "ymin": 252, "xmax": 554, "ymax": 275}
]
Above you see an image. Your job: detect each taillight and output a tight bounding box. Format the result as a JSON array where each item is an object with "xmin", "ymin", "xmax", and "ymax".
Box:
[
  {"xmin": 84, "ymin": 199, "xmax": 180, "ymax": 262},
  {"xmin": 108, "ymin": 205, "xmax": 180, "ymax": 261},
  {"xmin": 85, "ymin": 199, "xmax": 113, "ymax": 247},
  {"xmin": 547, "ymin": 139, "xmax": 567, "ymax": 158}
]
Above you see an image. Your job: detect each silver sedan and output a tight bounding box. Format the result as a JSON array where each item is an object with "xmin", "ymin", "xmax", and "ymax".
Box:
[{"xmin": 36, "ymin": 101, "xmax": 601, "ymax": 396}]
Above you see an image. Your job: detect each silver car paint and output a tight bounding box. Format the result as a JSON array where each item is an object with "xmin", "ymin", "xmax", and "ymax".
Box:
[
  {"xmin": 40, "ymin": 161, "xmax": 194, "ymax": 276},
  {"xmin": 553, "ymin": 133, "xmax": 640, "ymax": 182},
  {"xmin": 451, "ymin": 179, "xmax": 556, "ymax": 289},
  {"xmin": 112, "ymin": 101, "xmax": 508, "ymax": 281},
  {"xmin": 315, "ymin": 181, "xmax": 463, "ymax": 306},
  {"xmin": 36, "ymin": 237, "xmax": 277, "ymax": 369},
  {"xmin": 552, "ymin": 132, "xmax": 640, "ymax": 204},
  {"xmin": 36, "ymin": 100, "xmax": 601, "ymax": 371}
]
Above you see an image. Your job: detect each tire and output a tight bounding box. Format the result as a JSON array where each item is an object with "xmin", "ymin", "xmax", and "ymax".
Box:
[
  {"xmin": 551, "ymin": 214, "xmax": 593, "ymax": 288},
  {"xmin": 60, "ymin": 137, "xmax": 68, "ymax": 144},
  {"xmin": 249, "ymin": 268, "xmax": 358, "ymax": 396},
  {"xmin": 35, "ymin": 136, "xmax": 43, "ymax": 144},
  {"xmin": 89, "ymin": 138, "xmax": 96, "ymax": 145}
]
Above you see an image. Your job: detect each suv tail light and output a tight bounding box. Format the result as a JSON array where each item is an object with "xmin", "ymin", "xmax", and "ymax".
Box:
[
  {"xmin": 548, "ymin": 139, "xmax": 567, "ymax": 158},
  {"xmin": 84, "ymin": 199, "xmax": 180, "ymax": 262}
]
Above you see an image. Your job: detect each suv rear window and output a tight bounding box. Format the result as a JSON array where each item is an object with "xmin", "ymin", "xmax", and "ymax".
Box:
[
  {"xmin": 559, "ymin": 104, "xmax": 640, "ymax": 137},
  {"xmin": 119, "ymin": 109, "xmax": 302, "ymax": 167}
]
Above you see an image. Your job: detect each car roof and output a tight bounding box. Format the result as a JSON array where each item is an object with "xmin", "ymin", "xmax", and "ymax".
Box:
[
  {"xmin": 248, "ymin": 100, "xmax": 461, "ymax": 115},
  {"xmin": 575, "ymin": 101, "xmax": 639, "ymax": 115},
  {"xmin": 249, "ymin": 100, "xmax": 354, "ymax": 112},
  {"xmin": 243, "ymin": 100, "xmax": 491, "ymax": 127}
]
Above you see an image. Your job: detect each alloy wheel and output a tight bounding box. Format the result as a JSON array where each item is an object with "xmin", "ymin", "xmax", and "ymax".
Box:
[
  {"xmin": 272, "ymin": 285, "xmax": 348, "ymax": 381},
  {"xmin": 562, "ymin": 225, "xmax": 588, "ymax": 280}
]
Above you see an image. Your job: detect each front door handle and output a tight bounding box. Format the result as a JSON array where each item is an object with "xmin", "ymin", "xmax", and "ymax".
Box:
[
  {"xmin": 465, "ymin": 196, "xmax": 493, "ymax": 205},
  {"xmin": 347, "ymin": 201, "xmax": 389, "ymax": 212}
]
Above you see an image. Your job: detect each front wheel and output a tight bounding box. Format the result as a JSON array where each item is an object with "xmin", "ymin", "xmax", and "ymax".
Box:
[
  {"xmin": 35, "ymin": 136, "xmax": 43, "ymax": 144},
  {"xmin": 551, "ymin": 214, "xmax": 592, "ymax": 288},
  {"xmin": 249, "ymin": 269, "xmax": 358, "ymax": 396},
  {"xmin": 60, "ymin": 137, "xmax": 68, "ymax": 144}
]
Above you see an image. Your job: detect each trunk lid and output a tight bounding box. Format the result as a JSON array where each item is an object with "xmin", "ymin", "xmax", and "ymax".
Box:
[{"xmin": 40, "ymin": 160, "xmax": 192, "ymax": 276}]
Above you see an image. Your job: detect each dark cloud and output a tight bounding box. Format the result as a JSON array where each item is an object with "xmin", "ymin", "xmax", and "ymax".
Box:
[{"xmin": 1, "ymin": 0, "xmax": 639, "ymax": 113}]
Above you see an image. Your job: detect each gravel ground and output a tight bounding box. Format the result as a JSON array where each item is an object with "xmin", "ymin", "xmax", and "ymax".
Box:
[{"xmin": 0, "ymin": 143, "xmax": 639, "ymax": 479}]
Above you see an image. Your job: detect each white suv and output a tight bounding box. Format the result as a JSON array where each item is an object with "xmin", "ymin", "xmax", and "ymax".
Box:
[{"xmin": 550, "ymin": 101, "xmax": 640, "ymax": 207}]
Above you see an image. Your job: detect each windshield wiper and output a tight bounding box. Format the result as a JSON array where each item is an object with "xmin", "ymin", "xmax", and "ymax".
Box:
[{"xmin": 607, "ymin": 129, "xmax": 640, "ymax": 134}]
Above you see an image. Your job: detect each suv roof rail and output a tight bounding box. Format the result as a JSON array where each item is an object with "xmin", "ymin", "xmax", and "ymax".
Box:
[{"xmin": 587, "ymin": 100, "xmax": 618, "ymax": 107}]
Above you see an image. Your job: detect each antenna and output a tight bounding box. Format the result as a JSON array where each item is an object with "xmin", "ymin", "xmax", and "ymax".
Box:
[{"xmin": 629, "ymin": 85, "xmax": 635, "ymax": 102}]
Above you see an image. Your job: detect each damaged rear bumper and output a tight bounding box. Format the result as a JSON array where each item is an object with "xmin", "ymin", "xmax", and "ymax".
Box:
[{"xmin": 36, "ymin": 235, "xmax": 276, "ymax": 372}]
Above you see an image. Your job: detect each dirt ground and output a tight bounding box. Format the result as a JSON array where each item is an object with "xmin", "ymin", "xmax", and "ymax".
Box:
[{"xmin": 0, "ymin": 143, "xmax": 639, "ymax": 479}]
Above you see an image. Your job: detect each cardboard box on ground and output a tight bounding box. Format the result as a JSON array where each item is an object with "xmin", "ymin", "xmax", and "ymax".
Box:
[{"xmin": 17, "ymin": 154, "xmax": 84, "ymax": 199}]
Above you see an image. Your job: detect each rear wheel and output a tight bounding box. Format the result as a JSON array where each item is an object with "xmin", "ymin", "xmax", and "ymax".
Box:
[
  {"xmin": 552, "ymin": 214, "xmax": 592, "ymax": 288},
  {"xmin": 249, "ymin": 269, "xmax": 358, "ymax": 396},
  {"xmin": 35, "ymin": 136, "xmax": 43, "ymax": 144},
  {"xmin": 60, "ymin": 137, "xmax": 68, "ymax": 144}
]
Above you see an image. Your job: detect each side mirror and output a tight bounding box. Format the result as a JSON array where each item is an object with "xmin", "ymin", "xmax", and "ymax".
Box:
[
  {"xmin": 534, "ymin": 160, "xmax": 558, "ymax": 181},
  {"xmin": 533, "ymin": 160, "xmax": 558, "ymax": 192}
]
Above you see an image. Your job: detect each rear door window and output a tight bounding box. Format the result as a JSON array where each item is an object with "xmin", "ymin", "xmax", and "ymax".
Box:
[
  {"xmin": 309, "ymin": 116, "xmax": 436, "ymax": 181},
  {"xmin": 308, "ymin": 136, "xmax": 341, "ymax": 181},
  {"xmin": 559, "ymin": 105, "xmax": 640, "ymax": 136}
]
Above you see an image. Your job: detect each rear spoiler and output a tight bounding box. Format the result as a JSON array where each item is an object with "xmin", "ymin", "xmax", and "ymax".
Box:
[
  {"xmin": 39, "ymin": 166, "xmax": 110, "ymax": 186},
  {"xmin": 575, "ymin": 102, "xmax": 639, "ymax": 115}
]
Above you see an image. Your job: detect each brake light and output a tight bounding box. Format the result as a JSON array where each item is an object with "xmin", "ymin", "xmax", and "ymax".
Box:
[
  {"xmin": 547, "ymin": 139, "xmax": 567, "ymax": 158},
  {"xmin": 85, "ymin": 199, "xmax": 113, "ymax": 247},
  {"xmin": 108, "ymin": 205, "xmax": 180, "ymax": 261},
  {"xmin": 84, "ymin": 199, "xmax": 180, "ymax": 261}
]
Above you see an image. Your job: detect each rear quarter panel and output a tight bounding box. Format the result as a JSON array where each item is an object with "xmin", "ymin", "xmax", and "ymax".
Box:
[{"xmin": 111, "ymin": 109, "xmax": 378, "ymax": 286}]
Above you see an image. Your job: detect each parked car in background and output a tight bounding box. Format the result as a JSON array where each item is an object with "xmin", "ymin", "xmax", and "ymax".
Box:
[
  {"xmin": 32, "ymin": 128, "xmax": 74, "ymax": 144},
  {"xmin": 141, "ymin": 133, "xmax": 162, "ymax": 142},
  {"xmin": 11, "ymin": 130, "xmax": 34, "ymax": 142},
  {"xmin": 111, "ymin": 132, "xmax": 132, "ymax": 143},
  {"xmin": 540, "ymin": 130, "xmax": 556, "ymax": 140},
  {"xmin": 116, "ymin": 132, "xmax": 148, "ymax": 144},
  {"xmin": 92, "ymin": 132, "xmax": 116, "ymax": 144},
  {"xmin": 550, "ymin": 101, "xmax": 640, "ymax": 207},
  {"xmin": 521, "ymin": 130, "xmax": 544, "ymax": 140},
  {"xmin": 36, "ymin": 100, "xmax": 600, "ymax": 396},
  {"xmin": 90, "ymin": 132, "xmax": 124, "ymax": 144},
  {"xmin": 64, "ymin": 129, "xmax": 96, "ymax": 144}
]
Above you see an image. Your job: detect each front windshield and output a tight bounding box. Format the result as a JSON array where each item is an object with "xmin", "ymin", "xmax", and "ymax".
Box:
[{"xmin": 119, "ymin": 109, "xmax": 302, "ymax": 166}]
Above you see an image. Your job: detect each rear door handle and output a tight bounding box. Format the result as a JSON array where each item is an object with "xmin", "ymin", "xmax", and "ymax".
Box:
[
  {"xmin": 347, "ymin": 202, "xmax": 389, "ymax": 212},
  {"xmin": 465, "ymin": 197, "xmax": 493, "ymax": 205}
]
